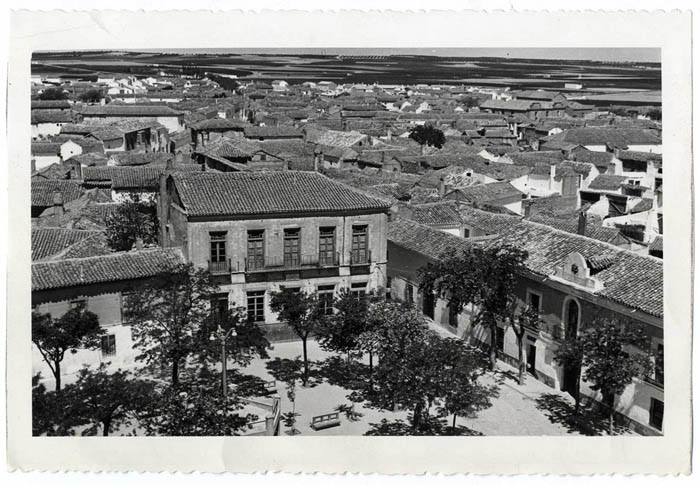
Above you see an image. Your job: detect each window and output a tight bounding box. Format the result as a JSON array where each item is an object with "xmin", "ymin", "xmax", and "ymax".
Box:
[
  {"xmin": 283, "ymin": 228, "xmax": 301, "ymax": 267},
  {"xmin": 247, "ymin": 230, "xmax": 265, "ymax": 270},
  {"xmin": 351, "ymin": 282, "xmax": 367, "ymax": 300},
  {"xmin": 319, "ymin": 227, "xmax": 336, "ymax": 265},
  {"xmin": 70, "ymin": 299, "xmax": 87, "ymax": 311},
  {"xmin": 101, "ymin": 334, "xmax": 116, "ymax": 357},
  {"xmin": 351, "ymin": 225, "xmax": 369, "ymax": 264},
  {"xmin": 463, "ymin": 227, "xmax": 471, "ymax": 238},
  {"xmin": 405, "ymin": 283, "xmax": 415, "ymax": 305},
  {"xmin": 526, "ymin": 290, "xmax": 542, "ymax": 312},
  {"xmin": 211, "ymin": 293, "xmax": 229, "ymax": 322},
  {"xmin": 318, "ymin": 284, "xmax": 336, "ymax": 316},
  {"xmin": 247, "ymin": 291, "xmax": 265, "ymax": 323},
  {"xmin": 653, "ymin": 343, "xmax": 664, "ymax": 387},
  {"xmin": 448, "ymin": 302, "xmax": 458, "ymax": 327},
  {"xmin": 209, "ymin": 231, "xmax": 227, "ymax": 263},
  {"xmin": 386, "ymin": 276, "xmax": 393, "ymax": 300},
  {"xmin": 121, "ymin": 292, "xmax": 137, "ymax": 325},
  {"xmin": 649, "ymin": 398, "xmax": 664, "ymax": 431}
]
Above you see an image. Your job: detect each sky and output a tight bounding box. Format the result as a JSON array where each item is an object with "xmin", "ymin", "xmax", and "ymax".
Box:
[{"xmin": 134, "ymin": 48, "xmax": 660, "ymax": 63}]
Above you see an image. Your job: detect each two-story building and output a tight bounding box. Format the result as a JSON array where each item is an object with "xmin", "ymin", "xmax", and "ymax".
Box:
[
  {"xmin": 387, "ymin": 214, "xmax": 664, "ymax": 436},
  {"xmin": 159, "ymin": 170, "xmax": 393, "ymax": 341}
]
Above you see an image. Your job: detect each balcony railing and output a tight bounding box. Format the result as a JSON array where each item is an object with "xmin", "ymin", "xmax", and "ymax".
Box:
[
  {"xmin": 208, "ymin": 259, "xmax": 231, "ymax": 275},
  {"xmin": 350, "ymin": 250, "xmax": 372, "ymax": 266},
  {"xmin": 245, "ymin": 252, "xmax": 339, "ymax": 273}
]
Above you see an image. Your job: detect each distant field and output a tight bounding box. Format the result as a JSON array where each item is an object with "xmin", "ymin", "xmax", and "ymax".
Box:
[{"xmin": 31, "ymin": 51, "xmax": 661, "ymax": 91}]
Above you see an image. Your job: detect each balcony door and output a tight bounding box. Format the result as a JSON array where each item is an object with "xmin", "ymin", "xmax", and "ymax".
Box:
[
  {"xmin": 247, "ymin": 230, "xmax": 265, "ymax": 270},
  {"xmin": 351, "ymin": 225, "xmax": 368, "ymax": 264},
  {"xmin": 319, "ymin": 227, "xmax": 336, "ymax": 266},
  {"xmin": 283, "ymin": 228, "xmax": 301, "ymax": 268}
]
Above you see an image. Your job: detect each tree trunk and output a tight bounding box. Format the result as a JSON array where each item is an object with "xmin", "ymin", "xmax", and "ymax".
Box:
[
  {"xmin": 172, "ymin": 359, "xmax": 179, "ymax": 387},
  {"xmin": 412, "ymin": 402, "xmax": 423, "ymax": 431},
  {"xmin": 452, "ymin": 413, "xmax": 457, "ymax": 431},
  {"xmin": 605, "ymin": 393, "xmax": 615, "ymax": 435},
  {"xmin": 517, "ymin": 337, "xmax": 525, "ymax": 386},
  {"xmin": 302, "ymin": 337, "xmax": 309, "ymax": 386},
  {"xmin": 573, "ymin": 367, "xmax": 581, "ymax": 415},
  {"xmin": 489, "ymin": 325, "xmax": 497, "ymax": 371},
  {"xmin": 54, "ymin": 360, "xmax": 61, "ymax": 392},
  {"xmin": 368, "ymin": 351, "xmax": 374, "ymax": 389},
  {"xmin": 102, "ymin": 419, "xmax": 111, "ymax": 437}
]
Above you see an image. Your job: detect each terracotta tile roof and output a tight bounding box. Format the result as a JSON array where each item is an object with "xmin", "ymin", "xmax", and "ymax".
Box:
[
  {"xmin": 306, "ymin": 129, "xmax": 368, "ymax": 148},
  {"xmin": 31, "ymin": 180, "xmax": 83, "ymax": 207},
  {"xmin": 31, "ymin": 142, "xmax": 63, "ymax": 156},
  {"xmin": 588, "ymin": 174, "xmax": 628, "ymax": 191},
  {"xmin": 389, "ymin": 216, "xmax": 663, "ymax": 318},
  {"xmin": 189, "ymin": 118, "xmax": 248, "ymax": 131},
  {"xmin": 447, "ymin": 181, "xmax": 523, "ymax": 205},
  {"xmin": 32, "ymin": 228, "xmax": 103, "ymax": 261},
  {"xmin": 571, "ymin": 150, "xmax": 615, "ymax": 170},
  {"xmin": 542, "ymin": 128, "xmax": 661, "ymax": 147},
  {"xmin": 244, "ymin": 125, "xmax": 304, "ymax": 139},
  {"xmin": 527, "ymin": 214, "xmax": 629, "ymax": 245},
  {"xmin": 630, "ymin": 198, "xmax": 654, "ymax": 214},
  {"xmin": 80, "ymin": 105, "xmax": 183, "ymax": 117},
  {"xmin": 32, "ymin": 248, "xmax": 185, "ymax": 291},
  {"xmin": 408, "ymin": 201, "xmax": 463, "ymax": 226},
  {"xmin": 196, "ymin": 138, "xmax": 262, "ymax": 159},
  {"xmin": 31, "ymin": 110, "xmax": 75, "ymax": 124},
  {"xmin": 649, "ymin": 236, "xmax": 663, "ymax": 253},
  {"xmin": 110, "ymin": 152, "xmax": 175, "ymax": 166},
  {"xmin": 83, "ymin": 165, "xmax": 201, "ymax": 190},
  {"xmin": 31, "ymin": 100, "xmax": 72, "ymax": 110},
  {"xmin": 617, "ymin": 150, "xmax": 662, "ymax": 163},
  {"xmin": 171, "ymin": 171, "xmax": 393, "ymax": 218}
]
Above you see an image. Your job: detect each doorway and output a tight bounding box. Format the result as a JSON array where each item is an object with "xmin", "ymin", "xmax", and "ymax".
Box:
[{"xmin": 527, "ymin": 344, "xmax": 537, "ymax": 376}]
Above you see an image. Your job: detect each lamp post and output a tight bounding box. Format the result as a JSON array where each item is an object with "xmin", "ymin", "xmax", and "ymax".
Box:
[{"xmin": 210, "ymin": 325, "xmax": 237, "ymax": 398}]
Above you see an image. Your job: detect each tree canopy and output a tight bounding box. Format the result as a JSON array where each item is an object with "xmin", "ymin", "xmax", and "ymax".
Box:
[
  {"xmin": 409, "ymin": 124, "xmax": 446, "ymax": 151},
  {"xmin": 32, "ymin": 308, "xmax": 104, "ymax": 391},
  {"xmin": 38, "ymin": 87, "xmax": 68, "ymax": 100},
  {"xmin": 104, "ymin": 195, "xmax": 159, "ymax": 251},
  {"xmin": 78, "ymin": 89, "xmax": 104, "ymax": 103}
]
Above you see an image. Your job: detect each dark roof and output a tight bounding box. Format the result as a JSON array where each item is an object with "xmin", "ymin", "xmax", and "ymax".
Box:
[
  {"xmin": 83, "ymin": 165, "xmax": 201, "ymax": 190},
  {"xmin": 32, "ymin": 248, "xmax": 185, "ymax": 291},
  {"xmin": 31, "ymin": 180, "xmax": 83, "ymax": 207},
  {"xmin": 31, "ymin": 100, "xmax": 71, "ymax": 110},
  {"xmin": 31, "ymin": 142, "xmax": 62, "ymax": 156},
  {"xmin": 171, "ymin": 171, "xmax": 393, "ymax": 218},
  {"xmin": 527, "ymin": 214, "xmax": 629, "ymax": 245},
  {"xmin": 110, "ymin": 152, "xmax": 175, "ymax": 166},
  {"xmin": 617, "ymin": 150, "xmax": 662, "ymax": 163},
  {"xmin": 542, "ymin": 128, "xmax": 661, "ymax": 147},
  {"xmin": 389, "ymin": 216, "xmax": 663, "ymax": 318},
  {"xmin": 649, "ymin": 236, "xmax": 663, "ymax": 253},
  {"xmin": 32, "ymin": 228, "xmax": 103, "ymax": 261},
  {"xmin": 80, "ymin": 105, "xmax": 183, "ymax": 117},
  {"xmin": 408, "ymin": 202, "xmax": 462, "ymax": 226},
  {"xmin": 189, "ymin": 118, "xmax": 248, "ymax": 131},
  {"xmin": 196, "ymin": 138, "xmax": 263, "ymax": 159},
  {"xmin": 588, "ymin": 174, "xmax": 628, "ymax": 191},
  {"xmin": 447, "ymin": 181, "xmax": 523, "ymax": 205},
  {"xmin": 244, "ymin": 126, "xmax": 304, "ymax": 138},
  {"xmin": 31, "ymin": 110, "xmax": 74, "ymax": 124},
  {"xmin": 571, "ymin": 150, "xmax": 615, "ymax": 170}
]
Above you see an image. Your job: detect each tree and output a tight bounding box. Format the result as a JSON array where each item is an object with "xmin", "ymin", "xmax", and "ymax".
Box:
[
  {"xmin": 32, "ymin": 308, "xmax": 104, "ymax": 391},
  {"xmin": 558, "ymin": 318, "xmax": 654, "ymax": 434},
  {"xmin": 124, "ymin": 263, "xmax": 218, "ymax": 387},
  {"xmin": 409, "ymin": 124, "xmax": 446, "ymax": 154},
  {"xmin": 436, "ymin": 337, "xmax": 496, "ymax": 431},
  {"xmin": 138, "ymin": 378, "xmax": 250, "ymax": 436},
  {"xmin": 647, "ymin": 108, "xmax": 662, "ymax": 121},
  {"xmin": 69, "ymin": 364, "xmax": 156, "ymax": 436},
  {"xmin": 269, "ymin": 289, "xmax": 324, "ymax": 386},
  {"xmin": 78, "ymin": 89, "xmax": 104, "ymax": 104},
  {"xmin": 32, "ymin": 374, "xmax": 76, "ymax": 436},
  {"xmin": 38, "ymin": 87, "xmax": 68, "ymax": 100},
  {"xmin": 419, "ymin": 244, "xmax": 528, "ymax": 370},
  {"xmin": 316, "ymin": 288, "xmax": 371, "ymax": 359},
  {"xmin": 553, "ymin": 334, "xmax": 585, "ymax": 414},
  {"xmin": 508, "ymin": 304, "xmax": 541, "ymax": 385},
  {"xmin": 104, "ymin": 195, "xmax": 159, "ymax": 251}
]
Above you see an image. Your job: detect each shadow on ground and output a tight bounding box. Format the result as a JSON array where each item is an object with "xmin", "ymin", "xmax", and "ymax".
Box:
[
  {"xmin": 535, "ymin": 393, "xmax": 613, "ymax": 436},
  {"xmin": 365, "ymin": 415, "xmax": 483, "ymax": 436}
]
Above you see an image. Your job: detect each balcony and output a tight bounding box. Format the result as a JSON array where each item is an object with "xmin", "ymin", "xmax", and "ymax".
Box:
[
  {"xmin": 245, "ymin": 252, "xmax": 339, "ymax": 273},
  {"xmin": 208, "ymin": 259, "xmax": 231, "ymax": 275},
  {"xmin": 350, "ymin": 250, "xmax": 372, "ymax": 266}
]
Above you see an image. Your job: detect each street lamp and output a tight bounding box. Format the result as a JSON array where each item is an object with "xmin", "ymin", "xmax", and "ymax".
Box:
[{"xmin": 210, "ymin": 325, "xmax": 237, "ymax": 398}]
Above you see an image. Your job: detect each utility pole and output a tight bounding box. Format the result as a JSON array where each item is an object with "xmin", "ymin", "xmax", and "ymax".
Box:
[{"xmin": 211, "ymin": 325, "xmax": 237, "ymax": 398}]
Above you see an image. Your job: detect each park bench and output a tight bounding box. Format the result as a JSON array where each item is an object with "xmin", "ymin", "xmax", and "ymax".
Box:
[{"xmin": 310, "ymin": 412, "xmax": 341, "ymax": 431}]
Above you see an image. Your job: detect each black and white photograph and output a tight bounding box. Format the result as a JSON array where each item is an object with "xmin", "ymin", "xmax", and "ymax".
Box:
[{"xmin": 5, "ymin": 8, "xmax": 693, "ymax": 476}]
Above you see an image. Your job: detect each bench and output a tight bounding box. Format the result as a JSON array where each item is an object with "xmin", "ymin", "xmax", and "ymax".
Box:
[{"xmin": 310, "ymin": 412, "xmax": 341, "ymax": 431}]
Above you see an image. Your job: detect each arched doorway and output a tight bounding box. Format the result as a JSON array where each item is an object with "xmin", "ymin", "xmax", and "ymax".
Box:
[{"xmin": 562, "ymin": 298, "xmax": 581, "ymax": 397}]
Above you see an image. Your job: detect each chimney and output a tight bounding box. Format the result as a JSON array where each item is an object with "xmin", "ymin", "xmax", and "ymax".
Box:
[
  {"xmin": 387, "ymin": 128, "xmax": 392, "ymax": 141},
  {"xmin": 282, "ymin": 158, "xmax": 289, "ymax": 171},
  {"xmin": 166, "ymin": 158, "xmax": 174, "ymax": 171},
  {"xmin": 133, "ymin": 237, "xmax": 144, "ymax": 251},
  {"xmin": 176, "ymin": 151, "xmax": 183, "ymax": 163},
  {"xmin": 52, "ymin": 191, "xmax": 64, "ymax": 217},
  {"xmin": 577, "ymin": 210, "xmax": 588, "ymax": 236},
  {"xmin": 438, "ymin": 176, "xmax": 446, "ymax": 198},
  {"xmin": 31, "ymin": 158, "xmax": 36, "ymax": 173}
]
